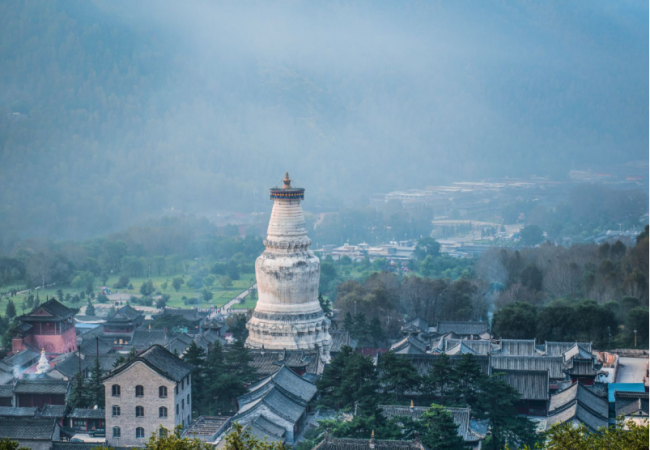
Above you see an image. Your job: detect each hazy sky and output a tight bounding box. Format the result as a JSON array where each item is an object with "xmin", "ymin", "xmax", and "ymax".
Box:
[{"xmin": 0, "ymin": 0, "xmax": 647, "ymax": 237}]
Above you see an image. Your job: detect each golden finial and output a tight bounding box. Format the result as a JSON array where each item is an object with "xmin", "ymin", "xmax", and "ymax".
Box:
[
  {"xmin": 283, "ymin": 172, "xmax": 291, "ymax": 189},
  {"xmin": 371, "ymin": 430, "xmax": 375, "ymax": 438},
  {"xmin": 410, "ymin": 399, "xmax": 414, "ymax": 408}
]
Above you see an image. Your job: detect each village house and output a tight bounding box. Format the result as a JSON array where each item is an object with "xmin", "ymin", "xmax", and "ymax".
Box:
[{"xmin": 102, "ymin": 344, "xmax": 193, "ymax": 447}]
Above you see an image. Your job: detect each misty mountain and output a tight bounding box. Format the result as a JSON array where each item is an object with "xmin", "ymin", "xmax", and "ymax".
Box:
[{"xmin": 0, "ymin": 0, "xmax": 647, "ymax": 239}]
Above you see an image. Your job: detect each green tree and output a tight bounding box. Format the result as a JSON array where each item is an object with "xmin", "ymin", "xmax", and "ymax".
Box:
[
  {"xmin": 537, "ymin": 301, "xmax": 577, "ymax": 342},
  {"xmin": 86, "ymin": 357, "xmax": 105, "ymax": 408},
  {"xmin": 317, "ymin": 346, "xmax": 378, "ymax": 413},
  {"xmin": 219, "ymin": 276, "xmax": 233, "ymax": 289},
  {"xmin": 318, "ymin": 294, "xmax": 333, "ymax": 318},
  {"xmin": 67, "ymin": 372, "xmax": 89, "ymax": 408},
  {"xmin": 56, "ymin": 288, "xmax": 64, "ymax": 302},
  {"xmin": 451, "ymin": 353, "xmax": 483, "ymax": 407},
  {"xmin": 113, "ymin": 275, "xmax": 130, "ymax": 289},
  {"xmin": 184, "ymin": 341, "xmax": 207, "ymax": 415},
  {"xmin": 225, "ymin": 340, "xmax": 256, "ymax": 383},
  {"xmin": 626, "ymin": 307, "xmax": 649, "ymax": 347},
  {"xmin": 424, "ymin": 354, "xmax": 455, "ymax": 404},
  {"xmin": 492, "ymin": 302, "xmax": 537, "ymax": 339},
  {"xmin": 85, "ymin": 301, "xmax": 96, "ymax": 316},
  {"xmin": 0, "ymin": 438, "xmax": 30, "ymax": 450},
  {"xmin": 538, "ymin": 417, "xmax": 649, "ymax": 450},
  {"xmin": 140, "ymin": 280, "xmax": 155, "ymax": 296},
  {"xmin": 226, "ymin": 314, "xmax": 248, "ymax": 341},
  {"xmin": 113, "ymin": 347, "xmax": 138, "ymax": 368},
  {"xmin": 477, "ymin": 375, "xmax": 538, "ymax": 450},
  {"xmin": 519, "ymin": 225, "xmax": 544, "ymax": 246},
  {"xmin": 71, "ymin": 271, "xmax": 95, "ymax": 289},
  {"xmin": 368, "ymin": 316, "xmax": 385, "ymax": 346},
  {"xmin": 202, "ymin": 289, "xmax": 213, "ymax": 302},
  {"xmin": 378, "ymin": 351, "xmax": 420, "ymax": 402},
  {"xmin": 172, "ymin": 277, "xmax": 185, "ymax": 292},
  {"xmin": 224, "ymin": 422, "xmax": 287, "ymax": 450},
  {"xmin": 414, "ymin": 237, "xmax": 441, "ymax": 260},
  {"xmin": 5, "ymin": 300, "xmax": 16, "ymax": 319},
  {"xmin": 420, "ymin": 404, "xmax": 466, "ymax": 450}
]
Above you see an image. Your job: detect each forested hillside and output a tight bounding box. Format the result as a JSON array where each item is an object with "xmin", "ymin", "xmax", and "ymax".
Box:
[{"xmin": 1, "ymin": 0, "xmax": 647, "ymax": 239}]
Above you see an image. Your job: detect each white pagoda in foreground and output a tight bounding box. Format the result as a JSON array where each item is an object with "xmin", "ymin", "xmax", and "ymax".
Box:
[{"xmin": 245, "ymin": 173, "xmax": 332, "ymax": 362}]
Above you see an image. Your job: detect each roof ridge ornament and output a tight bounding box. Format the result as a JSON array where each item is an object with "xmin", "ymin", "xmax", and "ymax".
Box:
[{"xmin": 283, "ymin": 172, "xmax": 291, "ymax": 189}]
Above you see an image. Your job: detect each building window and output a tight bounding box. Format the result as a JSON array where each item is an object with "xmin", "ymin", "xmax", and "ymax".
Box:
[
  {"xmin": 113, "ymin": 427, "xmax": 121, "ymax": 438},
  {"xmin": 175, "ymin": 385, "xmax": 178, "ymax": 395},
  {"xmin": 112, "ymin": 385, "xmax": 121, "ymax": 397},
  {"xmin": 182, "ymin": 399, "xmax": 184, "ymax": 409},
  {"xmin": 181, "ymin": 379, "xmax": 184, "ymax": 390},
  {"xmin": 176, "ymin": 404, "xmax": 179, "ymax": 415},
  {"xmin": 136, "ymin": 406, "xmax": 144, "ymax": 417},
  {"xmin": 135, "ymin": 385, "xmax": 144, "ymax": 397},
  {"xmin": 136, "ymin": 427, "xmax": 145, "ymax": 439},
  {"xmin": 112, "ymin": 406, "xmax": 121, "ymax": 417},
  {"xmin": 159, "ymin": 386, "xmax": 167, "ymax": 398},
  {"xmin": 187, "ymin": 394, "xmax": 190, "ymax": 405},
  {"xmin": 159, "ymin": 406, "xmax": 168, "ymax": 418}
]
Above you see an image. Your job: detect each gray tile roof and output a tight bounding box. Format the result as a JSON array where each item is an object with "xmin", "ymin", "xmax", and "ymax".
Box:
[
  {"xmin": 495, "ymin": 370, "xmax": 549, "ymax": 401},
  {"xmin": 4, "ymin": 349, "xmax": 39, "ymax": 368},
  {"xmin": 437, "ymin": 321, "xmax": 488, "ymax": 336},
  {"xmin": 69, "ymin": 408, "xmax": 105, "ymax": 419},
  {"xmin": 490, "ymin": 355, "xmax": 565, "ymax": 379},
  {"xmin": 14, "ymin": 377, "xmax": 69, "ymax": 395},
  {"xmin": 444, "ymin": 339, "xmax": 493, "ymax": 355},
  {"xmin": 576, "ymin": 403, "xmax": 608, "ymax": 431},
  {"xmin": 390, "ymin": 335, "xmax": 428, "ymax": 354},
  {"xmin": 53, "ymin": 443, "xmax": 130, "ymax": 450},
  {"xmin": 245, "ymin": 415, "xmax": 286, "ymax": 444},
  {"xmin": 53, "ymin": 354, "xmax": 90, "ymax": 378},
  {"xmin": 544, "ymin": 342, "xmax": 592, "ymax": 356},
  {"xmin": 130, "ymin": 329, "xmax": 169, "ymax": 349},
  {"xmin": 379, "ymin": 405, "xmax": 482, "ymax": 442},
  {"xmin": 183, "ymin": 416, "xmax": 231, "ymax": 439},
  {"xmin": 40, "ymin": 404, "xmax": 68, "ymax": 418},
  {"xmin": 19, "ymin": 299, "xmax": 77, "ymax": 322},
  {"xmin": 564, "ymin": 359, "xmax": 597, "ymax": 376},
  {"xmin": 0, "ymin": 418, "xmax": 57, "ymax": 440},
  {"xmin": 314, "ymin": 436, "xmax": 427, "ymax": 450},
  {"xmin": 548, "ymin": 383, "xmax": 578, "ymax": 413},
  {"xmin": 576, "ymin": 384, "xmax": 609, "ymax": 420},
  {"xmin": 497, "ymin": 339, "xmax": 539, "ymax": 356},
  {"xmin": 105, "ymin": 344, "xmax": 192, "ymax": 383},
  {"xmin": 243, "ymin": 366, "xmax": 317, "ymax": 405},
  {"xmin": 107, "ymin": 305, "xmax": 142, "ymax": 323},
  {"xmin": 0, "ymin": 385, "xmax": 14, "ymax": 398},
  {"xmin": 237, "ymin": 386, "xmax": 305, "ymax": 423},
  {"xmin": 248, "ymin": 350, "xmax": 318, "ymax": 378},
  {"xmin": 0, "ymin": 407, "xmax": 39, "ymax": 417}
]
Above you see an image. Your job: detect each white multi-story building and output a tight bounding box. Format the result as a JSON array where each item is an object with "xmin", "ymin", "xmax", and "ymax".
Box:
[{"xmin": 103, "ymin": 345, "xmax": 193, "ymax": 447}]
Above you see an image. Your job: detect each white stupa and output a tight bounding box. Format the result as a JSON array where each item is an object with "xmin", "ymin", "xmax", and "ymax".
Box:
[
  {"xmin": 36, "ymin": 348, "xmax": 50, "ymax": 374},
  {"xmin": 245, "ymin": 173, "xmax": 332, "ymax": 362}
]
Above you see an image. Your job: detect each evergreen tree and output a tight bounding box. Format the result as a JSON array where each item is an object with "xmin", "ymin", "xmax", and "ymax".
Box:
[
  {"xmin": 317, "ymin": 346, "xmax": 378, "ymax": 413},
  {"xmin": 67, "ymin": 372, "xmax": 89, "ymax": 408},
  {"xmin": 378, "ymin": 351, "xmax": 420, "ymax": 402},
  {"xmin": 352, "ymin": 312, "xmax": 368, "ymax": 341},
  {"xmin": 225, "ymin": 340, "xmax": 255, "ymax": 383},
  {"xmin": 113, "ymin": 347, "xmax": 138, "ymax": 368},
  {"xmin": 476, "ymin": 375, "xmax": 538, "ymax": 450},
  {"xmin": 424, "ymin": 354, "xmax": 454, "ymax": 404},
  {"xmin": 420, "ymin": 404, "xmax": 466, "ymax": 450},
  {"xmin": 368, "ymin": 317, "xmax": 385, "ymax": 346},
  {"xmin": 5, "ymin": 300, "xmax": 16, "ymax": 319},
  {"xmin": 318, "ymin": 294, "xmax": 333, "ymax": 318},
  {"xmin": 85, "ymin": 301, "xmax": 95, "ymax": 316},
  {"xmin": 184, "ymin": 341, "xmax": 206, "ymax": 415},
  {"xmin": 86, "ymin": 357, "xmax": 105, "ymax": 408},
  {"xmin": 342, "ymin": 312, "xmax": 354, "ymax": 333},
  {"xmin": 451, "ymin": 353, "xmax": 482, "ymax": 407}
]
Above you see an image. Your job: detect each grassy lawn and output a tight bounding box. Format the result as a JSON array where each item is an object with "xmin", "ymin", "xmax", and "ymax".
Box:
[{"xmin": 0, "ymin": 273, "xmax": 256, "ymax": 315}]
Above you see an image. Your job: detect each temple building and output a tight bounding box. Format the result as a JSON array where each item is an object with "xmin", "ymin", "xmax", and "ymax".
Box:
[
  {"xmin": 12, "ymin": 299, "xmax": 78, "ymax": 355},
  {"xmin": 246, "ymin": 173, "xmax": 332, "ymax": 361}
]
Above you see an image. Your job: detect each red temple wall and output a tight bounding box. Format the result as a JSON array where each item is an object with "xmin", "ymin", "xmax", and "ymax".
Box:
[
  {"xmin": 25, "ymin": 326, "xmax": 77, "ymax": 354},
  {"xmin": 17, "ymin": 393, "xmax": 66, "ymax": 408}
]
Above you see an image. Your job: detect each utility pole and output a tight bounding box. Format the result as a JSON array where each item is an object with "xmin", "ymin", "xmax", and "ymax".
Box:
[{"xmin": 634, "ymin": 329, "xmax": 637, "ymax": 348}]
